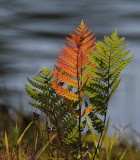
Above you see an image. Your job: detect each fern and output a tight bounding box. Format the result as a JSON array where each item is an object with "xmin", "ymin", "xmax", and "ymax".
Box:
[
  {"xmin": 83, "ymin": 29, "xmax": 134, "ymax": 159},
  {"xmin": 52, "ymin": 20, "xmax": 96, "ymax": 115},
  {"xmin": 26, "ymin": 70, "xmax": 74, "ymax": 135},
  {"xmin": 25, "ymin": 67, "xmax": 90, "ymax": 158},
  {"xmin": 25, "ymin": 21, "xmax": 134, "ymax": 159},
  {"xmin": 51, "ymin": 20, "xmax": 96, "ymax": 158},
  {"xmin": 63, "ymin": 120, "xmax": 86, "ymax": 159},
  {"xmin": 84, "ymin": 29, "xmax": 133, "ymax": 159}
]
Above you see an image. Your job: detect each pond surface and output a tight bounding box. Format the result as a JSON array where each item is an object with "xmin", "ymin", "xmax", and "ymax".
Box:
[{"xmin": 0, "ymin": 0, "xmax": 140, "ymax": 135}]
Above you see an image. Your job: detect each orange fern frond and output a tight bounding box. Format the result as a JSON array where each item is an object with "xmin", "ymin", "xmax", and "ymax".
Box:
[
  {"xmin": 52, "ymin": 70, "xmax": 78, "ymax": 88},
  {"xmin": 82, "ymin": 34, "xmax": 95, "ymax": 44},
  {"xmin": 52, "ymin": 80, "xmax": 78, "ymax": 102},
  {"xmin": 64, "ymin": 42, "xmax": 78, "ymax": 53},
  {"xmin": 56, "ymin": 60, "xmax": 77, "ymax": 77},
  {"xmin": 82, "ymin": 70, "xmax": 88, "ymax": 77},
  {"xmin": 81, "ymin": 106, "xmax": 95, "ymax": 117},
  {"xmin": 83, "ymin": 57, "xmax": 90, "ymax": 65},
  {"xmin": 65, "ymin": 98, "xmax": 78, "ymax": 118},
  {"xmin": 52, "ymin": 20, "xmax": 96, "ymax": 116},
  {"xmin": 88, "ymin": 45, "xmax": 96, "ymax": 53},
  {"xmin": 80, "ymin": 76, "xmax": 89, "ymax": 92},
  {"xmin": 57, "ymin": 56, "xmax": 77, "ymax": 68},
  {"xmin": 84, "ymin": 30, "xmax": 92, "ymax": 37},
  {"xmin": 60, "ymin": 48, "xmax": 77, "ymax": 60},
  {"xmin": 77, "ymin": 19, "xmax": 87, "ymax": 32},
  {"xmin": 69, "ymin": 33, "xmax": 78, "ymax": 41},
  {"xmin": 81, "ymin": 38, "xmax": 96, "ymax": 51},
  {"xmin": 66, "ymin": 37, "xmax": 77, "ymax": 46},
  {"xmin": 54, "ymin": 64, "xmax": 61, "ymax": 72},
  {"xmin": 74, "ymin": 28, "xmax": 80, "ymax": 35}
]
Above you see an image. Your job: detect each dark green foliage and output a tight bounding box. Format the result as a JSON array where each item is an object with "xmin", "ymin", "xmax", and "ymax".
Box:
[
  {"xmin": 85, "ymin": 29, "xmax": 134, "ymax": 133},
  {"xmin": 25, "ymin": 66, "xmax": 77, "ymax": 124},
  {"xmin": 25, "ymin": 67, "xmax": 82, "ymax": 157},
  {"xmin": 88, "ymin": 112, "xmax": 105, "ymax": 133},
  {"xmin": 25, "ymin": 67, "xmax": 64, "ymax": 114},
  {"xmin": 63, "ymin": 120, "xmax": 86, "ymax": 159}
]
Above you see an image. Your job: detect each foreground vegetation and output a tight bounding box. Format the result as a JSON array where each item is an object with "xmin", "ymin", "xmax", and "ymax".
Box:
[
  {"xmin": 0, "ymin": 105, "xmax": 140, "ymax": 160},
  {"xmin": 0, "ymin": 20, "xmax": 137, "ymax": 159}
]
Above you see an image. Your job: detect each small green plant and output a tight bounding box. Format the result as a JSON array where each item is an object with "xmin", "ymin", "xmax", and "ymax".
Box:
[{"xmin": 25, "ymin": 20, "xmax": 134, "ymax": 159}]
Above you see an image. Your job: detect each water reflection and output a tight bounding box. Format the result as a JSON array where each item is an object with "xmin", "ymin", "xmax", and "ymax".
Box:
[{"xmin": 0, "ymin": 0, "xmax": 140, "ymax": 132}]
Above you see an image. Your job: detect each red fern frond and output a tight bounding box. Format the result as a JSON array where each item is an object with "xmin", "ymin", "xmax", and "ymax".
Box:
[
  {"xmin": 77, "ymin": 20, "xmax": 87, "ymax": 32},
  {"xmin": 66, "ymin": 37, "xmax": 77, "ymax": 46},
  {"xmin": 69, "ymin": 33, "xmax": 78, "ymax": 41},
  {"xmin": 64, "ymin": 42, "xmax": 78, "ymax": 53},
  {"xmin": 56, "ymin": 60, "xmax": 77, "ymax": 77},
  {"xmin": 81, "ymin": 106, "xmax": 95, "ymax": 117},
  {"xmin": 54, "ymin": 64, "xmax": 61, "ymax": 72},
  {"xmin": 52, "ymin": 20, "xmax": 96, "ymax": 116},
  {"xmin": 65, "ymin": 98, "xmax": 78, "ymax": 118},
  {"xmin": 74, "ymin": 28, "xmax": 80, "ymax": 35},
  {"xmin": 57, "ymin": 56, "xmax": 77, "ymax": 68},
  {"xmin": 82, "ymin": 34, "xmax": 95, "ymax": 44},
  {"xmin": 60, "ymin": 48, "xmax": 77, "ymax": 60},
  {"xmin": 81, "ymin": 38, "xmax": 96, "ymax": 51},
  {"xmin": 84, "ymin": 30, "xmax": 92, "ymax": 37},
  {"xmin": 52, "ymin": 70, "xmax": 78, "ymax": 88},
  {"xmin": 52, "ymin": 80, "xmax": 78, "ymax": 102},
  {"xmin": 83, "ymin": 57, "xmax": 90, "ymax": 65}
]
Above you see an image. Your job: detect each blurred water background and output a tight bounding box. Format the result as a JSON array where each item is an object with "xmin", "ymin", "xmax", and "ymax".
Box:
[{"xmin": 0, "ymin": 0, "xmax": 139, "ymax": 135}]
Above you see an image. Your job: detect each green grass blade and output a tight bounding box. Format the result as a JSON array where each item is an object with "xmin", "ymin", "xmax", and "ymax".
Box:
[
  {"xmin": 100, "ymin": 117, "xmax": 110, "ymax": 149},
  {"xmin": 18, "ymin": 121, "xmax": 33, "ymax": 145},
  {"xmin": 85, "ymin": 115, "xmax": 97, "ymax": 147},
  {"xmin": 35, "ymin": 132, "xmax": 38, "ymax": 152},
  {"xmin": 88, "ymin": 152, "xmax": 92, "ymax": 159},
  {"xmin": 119, "ymin": 149, "xmax": 127, "ymax": 160},
  {"xmin": 127, "ymin": 142, "xmax": 134, "ymax": 160},
  {"xmin": 105, "ymin": 135, "xmax": 109, "ymax": 160},
  {"xmin": 35, "ymin": 133, "xmax": 57, "ymax": 159},
  {"xmin": 5, "ymin": 132, "xmax": 10, "ymax": 160},
  {"xmin": 109, "ymin": 130, "xmax": 116, "ymax": 154},
  {"xmin": 16, "ymin": 122, "xmax": 18, "ymax": 132}
]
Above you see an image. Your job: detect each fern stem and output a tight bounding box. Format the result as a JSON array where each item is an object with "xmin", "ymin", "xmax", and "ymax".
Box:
[
  {"xmin": 79, "ymin": 105, "xmax": 82, "ymax": 159},
  {"xmin": 93, "ymin": 131, "xmax": 103, "ymax": 159},
  {"xmin": 53, "ymin": 110, "xmax": 64, "ymax": 150},
  {"xmin": 77, "ymin": 48, "xmax": 82, "ymax": 160},
  {"xmin": 93, "ymin": 43, "xmax": 112, "ymax": 160},
  {"xmin": 47, "ymin": 133, "xmax": 53, "ymax": 157}
]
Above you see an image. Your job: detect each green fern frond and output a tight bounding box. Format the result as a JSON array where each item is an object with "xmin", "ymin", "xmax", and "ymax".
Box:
[
  {"xmin": 89, "ymin": 112, "xmax": 104, "ymax": 133},
  {"xmin": 91, "ymin": 50, "xmax": 109, "ymax": 65},
  {"xmin": 110, "ymin": 44, "xmax": 129, "ymax": 61},
  {"xmin": 85, "ymin": 29, "xmax": 134, "ymax": 133},
  {"xmin": 109, "ymin": 77, "xmax": 122, "ymax": 100},
  {"xmin": 110, "ymin": 49, "xmax": 131, "ymax": 70},
  {"xmin": 40, "ymin": 67, "xmax": 51, "ymax": 76},
  {"xmin": 25, "ymin": 67, "xmax": 79, "ymax": 157},
  {"xmin": 110, "ymin": 55, "xmax": 134, "ymax": 78},
  {"xmin": 29, "ymin": 102, "xmax": 46, "ymax": 113},
  {"xmin": 95, "ymin": 42, "xmax": 110, "ymax": 58},
  {"xmin": 85, "ymin": 65, "xmax": 102, "ymax": 79},
  {"xmin": 25, "ymin": 84, "xmax": 42, "ymax": 102},
  {"xmin": 32, "ymin": 77, "xmax": 46, "ymax": 84},
  {"xmin": 27, "ymin": 77, "xmax": 46, "ymax": 90},
  {"xmin": 47, "ymin": 71, "xmax": 54, "ymax": 81},
  {"xmin": 87, "ymin": 79, "xmax": 108, "ymax": 94}
]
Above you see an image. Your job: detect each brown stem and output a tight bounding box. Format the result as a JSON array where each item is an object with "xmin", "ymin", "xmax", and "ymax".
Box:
[{"xmin": 77, "ymin": 48, "xmax": 83, "ymax": 160}]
